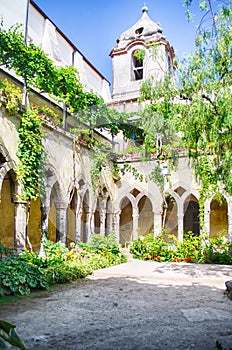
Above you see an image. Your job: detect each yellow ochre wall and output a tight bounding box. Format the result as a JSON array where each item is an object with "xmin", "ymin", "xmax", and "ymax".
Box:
[{"xmin": 0, "ymin": 175, "xmax": 15, "ymax": 248}]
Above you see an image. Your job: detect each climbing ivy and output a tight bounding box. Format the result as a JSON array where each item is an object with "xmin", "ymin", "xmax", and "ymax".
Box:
[
  {"xmin": 0, "ymin": 24, "xmax": 144, "ymax": 140},
  {"xmin": 123, "ymin": 163, "xmax": 143, "ymax": 182},
  {"xmin": 16, "ymin": 108, "xmax": 45, "ymax": 200},
  {"xmin": 90, "ymin": 149, "xmax": 108, "ymax": 193},
  {"xmin": 0, "ymin": 79, "xmax": 22, "ymax": 114},
  {"xmin": 148, "ymin": 165, "xmax": 165, "ymax": 190}
]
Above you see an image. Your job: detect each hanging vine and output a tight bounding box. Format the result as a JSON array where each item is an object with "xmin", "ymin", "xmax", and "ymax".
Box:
[
  {"xmin": 16, "ymin": 108, "xmax": 45, "ymax": 200},
  {"xmin": 90, "ymin": 149, "xmax": 107, "ymax": 193}
]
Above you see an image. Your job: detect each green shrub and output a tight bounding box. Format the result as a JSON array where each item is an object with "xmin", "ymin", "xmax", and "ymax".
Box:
[
  {"xmin": 0, "ymin": 242, "xmax": 17, "ymax": 259},
  {"xmin": 130, "ymin": 233, "xmax": 170, "ymax": 261},
  {"xmin": 43, "ymin": 239, "xmax": 67, "ymax": 263},
  {"xmin": 171, "ymin": 233, "xmax": 205, "ymax": 263},
  {"xmin": 0, "ymin": 256, "xmax": 47, "ymax": 296},
  {"xmin": 79, "ymin": 232, "xmax": 122, "ymax": 255},
  {"xmin": 45, "ymin": 260, "xmax": 92, "ymax": 284},
  {"xmin": 0, "ymin": 235, "xmax": 126, "ymax": 297},
  {"xmin": 130, "ymin": 232, "xmax": 232, "ymax": 264},
  {"xmin": 203, "ymin": 234, "xmax": 232, "ymax": 264}
]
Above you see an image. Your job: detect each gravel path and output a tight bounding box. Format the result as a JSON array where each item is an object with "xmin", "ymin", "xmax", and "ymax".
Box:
[{"xmin": 1, "ymin": 261, "xmax": 232, "ymax": 350}]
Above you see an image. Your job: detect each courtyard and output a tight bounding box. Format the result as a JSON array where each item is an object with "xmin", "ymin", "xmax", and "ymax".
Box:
[{"xmin": 1, "ymin": 260, "xmax": 232, "ymax": 350}]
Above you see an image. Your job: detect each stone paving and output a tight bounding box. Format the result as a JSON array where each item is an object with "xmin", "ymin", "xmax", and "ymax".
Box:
[{"xmin": 1, "ymin": 260, "xmax": 232, "ymax": 350}]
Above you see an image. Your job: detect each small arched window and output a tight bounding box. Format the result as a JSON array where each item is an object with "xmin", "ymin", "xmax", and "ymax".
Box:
[{"xmin": 131, "ymin": 49, "xmax": 144, "ymax": 81}]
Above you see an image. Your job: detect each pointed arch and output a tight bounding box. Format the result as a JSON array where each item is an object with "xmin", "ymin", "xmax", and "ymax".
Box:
[
  {"xmin": 47, "ymin": 180, "xmax": 64, "ymax": 242},
  {"xmin": 210, "ymin": 196, "xmax": 228, "ymax": 238},
  {"xmin": 184, "ymin": 194, "xmax": 200, "ymax": 235},
  {"xmin": 138, "ymin": 195, "xmax": 153, "ymax": 236},
  {"xmin": 0, "ymin": 145, "xmax": 16, "ymax": 196},
  {"xmin": 27, "ymin": 197, "xmax": 41, "ymax": 251},
  {"xmin": 94, "ymin": 197, "xmax": 101, "ymax": 234},
  {"xmin": 0, "ymin": 169, "xmax": 16, "ymax": 248},
  {"xmin": 120, "ymin": 196, "xmax": 133, "ymax": 246},
  {"xmin": 163, "ymin": 194, "xmax": 178, "ymax": 236},
  {"xmin": 115, "ymin": 182, "xmax": 162, "ymax": 214}
]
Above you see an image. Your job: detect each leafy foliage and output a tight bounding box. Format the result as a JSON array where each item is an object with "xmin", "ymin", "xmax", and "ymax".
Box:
[
  {"xmin": 0, "ymin": 235, "xmax": 126, "ymax": 296},
  {"xmin": 0, "ymin": 255, "xmax": 47, "ymax": 296},
  {"xmin": 0, "ymin": 24, "xmax": 135, "ymax": 134},
  {"xmin": 130, "ymin": 232, "xmax": 232, "ymax": 264},
  {"xmin": 82, "ymin": 232, "xmax": 123, "ymax": 256},
  {"xmin": 0, "ymin": 242, "xmax": 16, "ymax": 259},
  {"xmin": 43, "ymin": 235, "xmax": 126, "ymax": 284},
  {"xmin": 16, "ymin": 108, "xmax": 45, "ymax": 200},
  {"xmin": 123, "ymin": 163, "xmax": 144, "ymax": 182},
  {"xmin": 138, "ymin": 1, "xmax": 232, "ymax": 228},
  {"xmin": 0, "ymin": 79, "xmax": 22, "ymax": 114},
  {"xmin": 90, "ymin": 148, "xmax": 108, "ymax": 192},
  {"xmin": 175, "ymin": 1, "xmax": 232, "ymax": 197},
  {"xmin": 0, "ymin": 319, "xmax": 26, "ymax": 350},
  {"xmin": 133, "ymin": 49, "xmax": 146, "ymax": 63}
]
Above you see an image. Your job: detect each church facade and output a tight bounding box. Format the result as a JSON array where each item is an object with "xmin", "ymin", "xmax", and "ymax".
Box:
[{"xmin": 0, "ymin": 1, "xmax": 231, "ymax": 251}]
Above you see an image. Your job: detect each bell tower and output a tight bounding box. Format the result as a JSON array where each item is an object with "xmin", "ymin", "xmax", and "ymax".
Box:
[{"xmin": 110, "ymin": 6, "xmax": 175, "ymax": 110}]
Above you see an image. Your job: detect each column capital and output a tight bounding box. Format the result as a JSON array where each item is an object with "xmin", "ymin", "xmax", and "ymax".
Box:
[
  {"xmin": 13, "ymin": 195, "xmax": 27, "ymax": 205},
  {"xmin": 100, "ymin": 208, "xmax": 107, "ymax": 215}
]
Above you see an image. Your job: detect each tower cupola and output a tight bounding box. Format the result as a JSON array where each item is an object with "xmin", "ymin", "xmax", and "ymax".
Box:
[{"xmin": 110, "ymin": 6, "xmax": 175, "ymax": 104}]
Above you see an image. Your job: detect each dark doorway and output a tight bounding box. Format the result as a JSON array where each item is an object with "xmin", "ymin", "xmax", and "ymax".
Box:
[{"xmin": 184, "ymin": 200, "xmax": 200, "ymax": 235}]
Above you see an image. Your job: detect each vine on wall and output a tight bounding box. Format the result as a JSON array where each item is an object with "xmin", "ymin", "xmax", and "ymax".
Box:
[
  {"xmin": 16, "ymin": 108, "xmax": 45, "ymax": 200},
  {"xmin": 0, "ymin": 79, "xmax": 22, "ymax": 114}
]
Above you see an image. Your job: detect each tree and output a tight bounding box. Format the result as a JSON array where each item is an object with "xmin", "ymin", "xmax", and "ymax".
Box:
[{"xmin": 139, "ymin": 0, "xmax": 232, "ymax": 216}]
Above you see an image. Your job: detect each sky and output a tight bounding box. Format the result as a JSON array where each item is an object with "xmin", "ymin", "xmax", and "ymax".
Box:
[{"xmin": 34, "ymin": 0, "xmax": 203, "ymax": 84}]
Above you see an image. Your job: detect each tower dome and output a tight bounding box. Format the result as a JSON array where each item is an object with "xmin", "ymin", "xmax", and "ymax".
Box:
[
  {"xmin": 114, "ymin": 6, "xmax": 164, "ymax": 51},
  {"xmin": 109, "ymin": 7, "xmax": 175, "ymax": 105}
]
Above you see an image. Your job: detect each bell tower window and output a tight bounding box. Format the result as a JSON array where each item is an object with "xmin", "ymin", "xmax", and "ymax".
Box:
[{"xmin": 131, "ymin": 50, "xmax": 144, "ymax": 81}]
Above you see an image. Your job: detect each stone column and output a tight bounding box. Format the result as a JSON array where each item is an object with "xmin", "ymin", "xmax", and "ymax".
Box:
[
  {"xmin": 114, "ymin": 211, "xmax": 121, "ymax": 243},
  {"xmin": 153, "ymin": 212, "xmax": 162, "ymax": 237},
  {"xmin": 106, "ymin": 211, "xmax": 114, "ymax": 235},
  {"xmin": 75, "ymin": 207, "xmax": 82, "ymax": 243},
  {"xmin": 85, "ymin": 211, "xmax": 92, "ymax": 242},
  {"xmin": 132, "ymin": 207, "xmax": 139, "ymax": 240},
  {"xmin": 204, "ymin": 208, "xmax": 210, "ymax": 235},
  {"xmin": 89, "ymin": 210, "xmax": 95, "ymax": 235},
  {"xmin": 56, "ymin": 202, "xmax": 68, "ymax": 244},
  {"xmin": 100, "ymin": 209, "xmax": 106, "ymax": 236},
  {"xmin": 14, "ymin": 200, "xmax": 27, "ymax": 250},
  {"xmin": 41, "ymin": 204, "xmax": 50, "ymax": 235},
  {"xmin": 39, "ymin": 203, "xmax": 50, "ymax": 256},
  {"xmin": 177, "ymin": 210, "xmax": 184, "ymax": 242}
]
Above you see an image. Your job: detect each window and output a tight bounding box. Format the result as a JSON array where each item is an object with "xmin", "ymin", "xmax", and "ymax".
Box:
[{"xmin": 131, "ymin": 50, "xmax": 144, "ymax": 81}]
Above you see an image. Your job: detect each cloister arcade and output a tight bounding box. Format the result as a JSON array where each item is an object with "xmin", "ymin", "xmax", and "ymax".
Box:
[{"xmin": 0, "ymin": 104, "xmax": 231, "ymax": 252}]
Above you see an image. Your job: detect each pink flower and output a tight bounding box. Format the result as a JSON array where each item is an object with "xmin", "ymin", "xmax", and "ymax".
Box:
[{"xmin": 83, "ymin": 255, "xmax": 89, "ymax": 259}]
